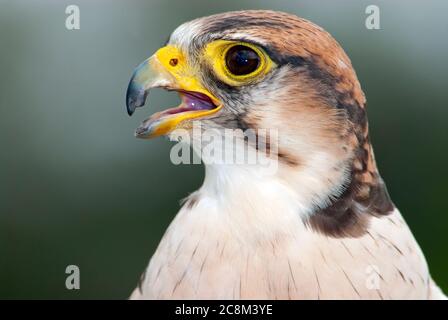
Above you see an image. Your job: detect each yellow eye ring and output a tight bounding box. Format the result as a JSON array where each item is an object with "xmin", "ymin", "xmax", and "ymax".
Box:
[{"xmin": 204, "ymin": 40, "xmax": 274, "ymax": 86}]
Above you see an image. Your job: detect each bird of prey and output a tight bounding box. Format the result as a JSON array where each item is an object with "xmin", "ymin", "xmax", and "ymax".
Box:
[{"xmin": 125, "ymin": 10, "xmax": 446, "ymax": 299}]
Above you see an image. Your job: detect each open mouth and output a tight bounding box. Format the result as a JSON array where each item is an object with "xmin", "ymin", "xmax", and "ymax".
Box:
[
  {"xmin": 160, "ymin": 90, "xmax": 217, "ymax": 114},
  {"xmin": 125, "ymin": 54, "xmax": 222, "ymax": 138},
  {"xmin": 133, "ymin": 89, "xmax": 221, "ymax": 138}
]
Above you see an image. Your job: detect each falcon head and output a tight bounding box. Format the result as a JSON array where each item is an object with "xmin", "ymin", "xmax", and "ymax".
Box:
[
  {"xmin": 126, "ymin": 10, "xmax": 364, "ymax": 163},
  {"xmin": 126, "ymin": 10, "xmax": 393, "ymax": 237}
]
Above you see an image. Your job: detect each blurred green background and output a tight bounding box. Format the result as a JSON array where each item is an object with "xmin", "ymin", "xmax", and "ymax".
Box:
[{"xmin": 0, "ymin": 0, "xmax": 446, "ymax": 299}]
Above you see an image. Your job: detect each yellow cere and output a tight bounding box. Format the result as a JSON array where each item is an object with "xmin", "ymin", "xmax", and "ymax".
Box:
[
  {"xmin": 154, "ymin": 45, "xmax": 220, "ymax": 104},
  {"xmin": 139, "ymin": 45, "xmax": 223, "ymax": 138},
  {"xmin": 204, "ymin": 40, "xmax": 275, "ymax": 86}
]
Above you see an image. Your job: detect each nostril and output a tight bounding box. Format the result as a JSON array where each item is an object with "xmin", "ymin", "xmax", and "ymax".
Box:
[{"xmin": 169, "ymin": 58, "xmax": 178, "ymax": 67}]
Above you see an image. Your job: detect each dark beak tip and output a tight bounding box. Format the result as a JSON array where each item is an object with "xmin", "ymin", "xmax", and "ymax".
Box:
[
  {"xmin": 126, "ymin": 99, "xmax": 135, "ymax": 116},
  {"xmin": 125, "ymin": 82, "xmax": 148, "ymax": 116},
  {"xmin": 126, "ymin": 94, "xmax": 136, "ymax": 116}
]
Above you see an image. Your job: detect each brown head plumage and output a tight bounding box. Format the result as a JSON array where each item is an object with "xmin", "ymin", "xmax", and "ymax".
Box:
[{"xmin": 128, "ymin": 10, "xmax": 394, "ymax": 238}]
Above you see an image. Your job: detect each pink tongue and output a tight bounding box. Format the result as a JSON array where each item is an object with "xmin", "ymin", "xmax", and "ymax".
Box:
[
  {"xmin": 183, "ymin": 94, "xmax": 216, "ymax": 110},
  {"xmin": 161, "ymin": 91, "xmax": 216, "ymax": 116}
]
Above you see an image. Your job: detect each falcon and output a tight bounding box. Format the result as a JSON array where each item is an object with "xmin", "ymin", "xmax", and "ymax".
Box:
[{"xmin": 125, "ymin": 10, "xmax": 446, "ymax": 299}]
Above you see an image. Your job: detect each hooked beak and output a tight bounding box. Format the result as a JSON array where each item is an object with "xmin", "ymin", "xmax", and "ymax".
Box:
[
  {"xmin": 126, "ymin": 48, "xmax": 222, "ymax": 138},
  {"xmin": 126, "ymin": 56, "xmax": 171, "ymax": 116}
]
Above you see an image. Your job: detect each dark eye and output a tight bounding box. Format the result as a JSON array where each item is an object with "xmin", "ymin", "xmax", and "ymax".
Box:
[{"xmin": 225, "ymin": 45, "xmax": 260, "ymax": 76}]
